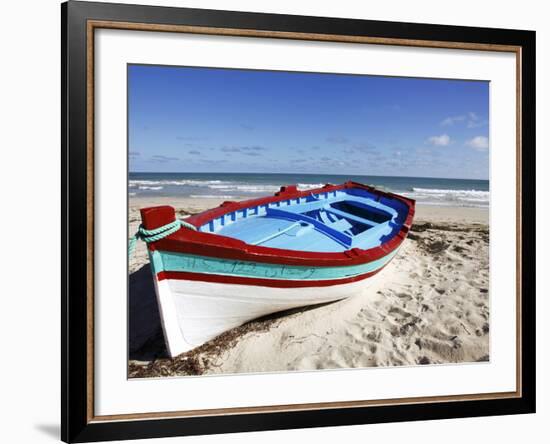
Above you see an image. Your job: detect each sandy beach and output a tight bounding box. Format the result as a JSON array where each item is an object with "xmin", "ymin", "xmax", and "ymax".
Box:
[{"xmin": 128, "ymin": 196, "xmax": 489, "ymax": 378}]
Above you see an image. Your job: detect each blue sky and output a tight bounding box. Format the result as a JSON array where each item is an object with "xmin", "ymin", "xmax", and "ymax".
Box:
[{"xmin": 128, "ymin": 65, "xmax": 489, "ymax": 180}]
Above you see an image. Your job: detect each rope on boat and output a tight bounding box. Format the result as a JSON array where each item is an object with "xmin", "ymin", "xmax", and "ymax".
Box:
[{"xmin": 128, "ymin": 219, "xmax": 197, "ymax": 258}]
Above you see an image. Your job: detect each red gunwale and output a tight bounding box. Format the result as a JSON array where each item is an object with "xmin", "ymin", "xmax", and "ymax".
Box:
[
  {"xmin": 141, "ymin": 181, "xmax": 415, "ymax": 268},
  {"xmin": 157, "ymin": 265, "xmax": 385, "ymax": 288}
]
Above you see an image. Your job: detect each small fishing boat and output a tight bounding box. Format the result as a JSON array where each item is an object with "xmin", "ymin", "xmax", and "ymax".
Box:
[{"xmin": 135, "ymin": 181, "xmax": 415, "ymax": 357}]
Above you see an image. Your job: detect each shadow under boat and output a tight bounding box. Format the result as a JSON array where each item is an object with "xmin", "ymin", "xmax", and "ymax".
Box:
[{"xmin": 128, "ymin": 264, "xmax": 340, "ymax": 362}]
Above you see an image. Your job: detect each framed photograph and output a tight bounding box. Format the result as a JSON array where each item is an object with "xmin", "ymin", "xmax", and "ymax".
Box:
[{"xmin": 62, "ymin": 1, "xmax": 535, "ymax": 442}]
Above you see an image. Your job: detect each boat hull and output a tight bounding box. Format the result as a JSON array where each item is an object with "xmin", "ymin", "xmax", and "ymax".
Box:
[{"xmin": 153, "ymin": 268, "xmax": 388, "ymax": 357}]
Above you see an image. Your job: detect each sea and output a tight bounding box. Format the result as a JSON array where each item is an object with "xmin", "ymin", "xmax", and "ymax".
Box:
[{"xmin": 129, "ymin": 172, "xmax": 489, "ymax": 208}]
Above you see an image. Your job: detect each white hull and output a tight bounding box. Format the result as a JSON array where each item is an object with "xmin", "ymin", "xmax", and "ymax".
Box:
[{"xmin": 154, "ymin": 276, "xmax": 379, "ymax": 357}]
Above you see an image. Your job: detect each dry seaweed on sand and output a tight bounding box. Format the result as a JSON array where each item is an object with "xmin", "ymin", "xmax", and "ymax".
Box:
[
  {"xmin": 129, "ymin": 316, "xmax": 282, "ymax": 378},
  {"xmin": 128, "ymin": 300, "xmax": 340, "ymax": 378},
  {"xmin": 409, "ymin": 221, "xmax": 488, "ymax": 255},
  {"xmin": 411, "ymin": 221, "xmax": 489, "ymax": 235}
]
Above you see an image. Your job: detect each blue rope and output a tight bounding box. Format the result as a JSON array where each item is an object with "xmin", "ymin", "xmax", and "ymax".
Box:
[{"xmin": 129, "ymin": 219, "xmax": 197, "ymax": 258}]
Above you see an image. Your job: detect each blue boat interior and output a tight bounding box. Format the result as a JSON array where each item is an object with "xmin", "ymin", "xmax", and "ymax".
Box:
[{"xmin": 199, "ymin": 187, "xmax": 410, "ymax": 252}]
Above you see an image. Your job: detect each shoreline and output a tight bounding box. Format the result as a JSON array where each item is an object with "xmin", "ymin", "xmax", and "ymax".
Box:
[
  {"xmin": 128, "ymin": 196, "xmax": 489, "ymax": 377},
  {"xmin": 130, "ymin": 195, "xmax": 489, "ymax": 225}
]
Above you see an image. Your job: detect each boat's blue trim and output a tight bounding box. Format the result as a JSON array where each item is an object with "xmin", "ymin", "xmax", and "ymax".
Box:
[{"xmin": 151, "ymin": 248, "xmax": 398, "ymax": 281}]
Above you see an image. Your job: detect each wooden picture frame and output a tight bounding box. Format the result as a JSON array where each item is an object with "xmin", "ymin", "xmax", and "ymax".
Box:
[{"xmin": 62, "ymin": 1, "xmax": 535, "ymax": 442}]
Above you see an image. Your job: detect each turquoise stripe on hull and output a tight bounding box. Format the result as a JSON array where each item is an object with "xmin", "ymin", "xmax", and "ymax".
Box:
[{"xmin": 151, "ymin": 249, "xmax": 398, "ymax": 281}]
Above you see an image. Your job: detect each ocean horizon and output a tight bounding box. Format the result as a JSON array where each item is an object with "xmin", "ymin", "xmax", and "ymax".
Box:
[{"xmin": 129, "ymin": 172, "xmax": 489, "ymax": 208}]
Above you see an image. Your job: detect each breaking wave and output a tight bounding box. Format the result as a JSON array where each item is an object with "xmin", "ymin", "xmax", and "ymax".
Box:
[
  {"xmin": 129, "ymin": 179, "xmax": 325, "ymax": 194},
  {"xmin": 189, "ymin": 194, "xmax": 237, "ymax": 199},
  {"xmin": 404, "ymin": 187, "xmax": 489, "ymax": 207},
  {"xmin": 129, "ymin": 179, "xmax": 223, "ymax": 187}
]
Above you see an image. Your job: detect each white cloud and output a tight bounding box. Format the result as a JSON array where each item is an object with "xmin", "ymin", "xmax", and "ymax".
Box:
[
  {"xmin": 427, "ymin": 134, "xmax": 451, "ymax": 146},
  {"xmin": 441, "ymin": 112, "xmax": 487, "ymax": 128},
  {"xmin": 466, "ymin": 112, "xmax": 488, "ymax": 128},
  {"xmin": 466, "ymin": 136, "xmax": 489, "ymax": 151},
  {"xmin": 441, "ymin": 115, "xmax": 466, "ymax": 126}
]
